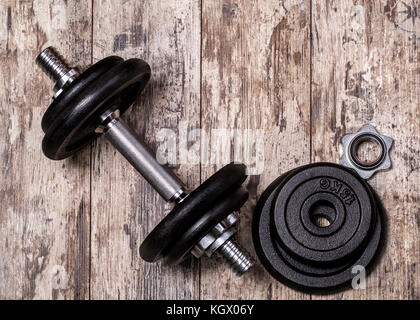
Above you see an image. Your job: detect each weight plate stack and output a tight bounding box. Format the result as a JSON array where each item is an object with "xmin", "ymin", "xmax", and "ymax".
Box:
[
  {"xmin": 140, "ymin": 163, "xmax": 248, "ymax": 264},
  {"xmin": 252, "ymin": 163, "xmax": 382, "ymax": 292}
]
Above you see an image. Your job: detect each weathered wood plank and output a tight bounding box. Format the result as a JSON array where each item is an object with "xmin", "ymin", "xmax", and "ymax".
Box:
[
  {"xmin": 200, "ymin": 0, "xmax": 311, "ymax": 299},
  {"xmin": 90, "ymin": 0, "xmax": 201, "ymax": 299},
  {"xmin": 311, "ymin": 0, "xmax": 419, "ymax": 299},
  {"xmin": 0, "ymin": 0, "xmax": 92, "ymax": 299}
]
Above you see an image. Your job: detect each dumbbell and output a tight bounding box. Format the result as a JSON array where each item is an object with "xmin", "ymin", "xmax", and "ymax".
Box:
[{"xmin": 36, "ymin": 47, "xmax": 254, "ymax": 275}]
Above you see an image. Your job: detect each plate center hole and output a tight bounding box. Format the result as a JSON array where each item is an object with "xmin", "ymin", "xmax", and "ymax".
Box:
[
  {"xmin": 309, "ymin": 200, "xmax": 336, "ymax": 228},
  {"xmin": 354, "ymin": 138, "xmax": 382, "ymax": 165}
]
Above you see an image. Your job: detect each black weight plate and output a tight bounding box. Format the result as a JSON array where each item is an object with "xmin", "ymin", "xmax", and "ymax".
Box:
[
  {"xmin": 254, "ymin": 169, "xmax": 348, "ymax": 276},
  {"xmin": 254, "ymin": 190, "xmax": 381, "ymax": 291},
  {"xmin": 42, "ymin": 56, "xmax": 124, "ymax": 132},
  {"xmin": 162, "ymin": 187, "xmax": 249, "ymax": 265},
  {"xmin": 273, "ymin": 240, "xmax": 350, "ymax": 276},
  {"xmin": 273, "ymin": 163, "xmax": 375, "ymax": 263},
  {"xmin": 140, "ymin": 163, "xmax": 247, "ymax": 262},
  {"xmin": 252, "ymin": 162, "xmax": 382, "ymax": 291},
  {"xmin": 42, "ymin": 58, "xmax": 151, "ymax": 160}
]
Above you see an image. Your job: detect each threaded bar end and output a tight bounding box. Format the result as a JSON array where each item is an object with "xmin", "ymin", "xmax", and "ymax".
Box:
[
  {"xmin": 217, "ymin": 239, "xmax": 254, "ymax": 276},
  {"xmin": 36, "ymin": 47, "xmax": 71, "ymax": 82}
]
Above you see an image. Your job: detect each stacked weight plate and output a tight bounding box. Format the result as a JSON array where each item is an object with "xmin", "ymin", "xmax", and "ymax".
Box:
[{"xmin": 252, "ymin": 163, "xmax": 382, "ymax": 291}]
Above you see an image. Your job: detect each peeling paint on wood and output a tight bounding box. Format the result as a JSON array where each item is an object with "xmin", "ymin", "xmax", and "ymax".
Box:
[
  {"xmin": 90, "ymin": 0, "xmax": 201, "ymax": 300},
  {"xmin": 0, "ymin": 0, "xmax": 91, "ymax": 300},
  {"xmin": 311, "ymin": 0, "xmax": 419, "ymax": 299}
]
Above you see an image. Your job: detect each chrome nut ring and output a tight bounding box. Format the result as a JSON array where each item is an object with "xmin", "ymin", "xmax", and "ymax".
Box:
[{"xmin": 341, "ymin": 124, "xmax": 393, "ymax": 179}]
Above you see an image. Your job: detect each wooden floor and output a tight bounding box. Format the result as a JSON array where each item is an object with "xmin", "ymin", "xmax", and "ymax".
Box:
[{"xmin": 0, "ymin": 0, "xmax": 418, "ymax": 300}]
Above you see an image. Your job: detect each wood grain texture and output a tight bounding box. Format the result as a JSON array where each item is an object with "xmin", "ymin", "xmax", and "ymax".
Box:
[
  {"xmin": 311, "ymin": 0, "xmax": 419, "ymax": 299},
  {"xmin": 200, "ymin": 0, "xmax": 311, "ymax": 299},
  {"xmin": 0, "ymin": 0, "xmax": 418, "ymax": 300},
  {"xmin": 0, "ymin": 0, "xmax": 92, "ymax": 299},
  {"xmin": 90, "ymin": 0, "xmax": 201, "ymax": 299}
]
